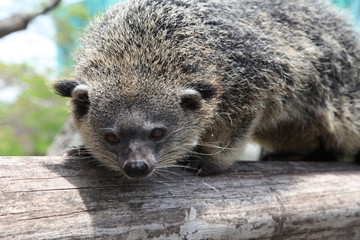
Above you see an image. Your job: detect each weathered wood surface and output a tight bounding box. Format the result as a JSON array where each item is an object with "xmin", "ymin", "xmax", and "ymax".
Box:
[{"xmin": 1, "ymin": 156, "xmax": 360, "ymax": 240}]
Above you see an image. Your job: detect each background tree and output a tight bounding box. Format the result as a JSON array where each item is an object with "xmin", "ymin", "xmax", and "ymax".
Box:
[
  {"xmin": 0, "ymin": 0, "xmax": 67, "ymax": 155},
  {"xmin": 0, "ymin": 0, "xmax": 61, "ymax": 38}
]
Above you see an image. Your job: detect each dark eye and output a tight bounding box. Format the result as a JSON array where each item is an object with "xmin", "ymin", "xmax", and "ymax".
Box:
[
  {"xmin": 149, "ymin": 128, "xmax": 166, "ymax": 140},
  {"xmin": 104, "ymin": 132, "xmax": 120, "ymax": 144}
]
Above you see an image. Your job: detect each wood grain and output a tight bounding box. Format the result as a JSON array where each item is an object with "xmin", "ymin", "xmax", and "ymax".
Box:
[{"xmin": 1, "ymin": 156, "xmax": 360, "ymax": 239}]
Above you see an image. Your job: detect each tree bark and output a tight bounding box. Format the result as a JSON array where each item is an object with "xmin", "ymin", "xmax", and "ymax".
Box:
[
  {"xmin": 1, "ymin": 156, "xmax": 360, "ymax": 239},
  {"xmin": 0, "ymin": 0, "xmax": 61, "ymax": 38}
]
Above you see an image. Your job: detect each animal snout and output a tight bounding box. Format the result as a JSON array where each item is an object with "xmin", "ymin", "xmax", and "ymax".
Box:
[{"xmin": 123, "ymin": 160, "xmax": 152, "ymax": 178}]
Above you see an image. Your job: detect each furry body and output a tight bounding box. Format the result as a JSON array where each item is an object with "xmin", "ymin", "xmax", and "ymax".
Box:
[{"xmin": 54, "ymin": 0, "xmax": 360, "ymax": 178}]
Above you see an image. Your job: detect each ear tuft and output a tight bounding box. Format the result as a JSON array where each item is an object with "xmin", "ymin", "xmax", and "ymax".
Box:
[
  {"xmin": 178, "ymin": 89, "xmax": 202, "ymax": 110},
  {"xmin": 186, "ymin": 81, "xmax": 217, "ymax": 100},
  {"xmin": 72, "ymin": 84, "xmax": 90, "ymax": 118},
  {"xmin": 52, "ymin": 80, "xmax": 80, "ymax": 97},
  {"xmin": 72, "ymin": 84, "xmax": 90, "ymax": 100}
]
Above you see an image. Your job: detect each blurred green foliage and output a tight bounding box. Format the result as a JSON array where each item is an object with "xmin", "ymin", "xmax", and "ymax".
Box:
[
  {"xmin": 0, "ymin": 63, "xmax": 68, "ymax": 155},
  {"xmin": 0, "ymin": 2, "xmax": 93, "ymax": 156},
  {"xmin": 53, "ymin": 2, "xmax": 90, "ymax": 74}
]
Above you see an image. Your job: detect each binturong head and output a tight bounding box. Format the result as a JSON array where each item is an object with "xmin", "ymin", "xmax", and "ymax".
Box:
[
  {"xmin": 52, "ymin": 78, "xmax": 220, "ymax": 179},
  {"xmin": 52, "ymin": 0, "xmax": 225, "ymax": 179}
]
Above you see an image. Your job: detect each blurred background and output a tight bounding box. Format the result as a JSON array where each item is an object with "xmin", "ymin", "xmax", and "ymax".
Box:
[{"xmin": 0, "ymin": 0, "xmax": 359, "ymax": 156}]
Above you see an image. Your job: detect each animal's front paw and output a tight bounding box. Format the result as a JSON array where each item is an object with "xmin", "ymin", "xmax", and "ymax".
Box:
[
  {"xmin": 64, "ymin": 146, "xmax": 93, "ymax": 158},
  {"xmin": 179, "ymin": 157, "xmax": 220, "ymax": 176}
]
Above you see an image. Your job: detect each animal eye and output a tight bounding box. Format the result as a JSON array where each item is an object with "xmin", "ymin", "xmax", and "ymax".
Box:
[
  {"xmin": 149, "ymin": 128, "xmax": 166, "ymax": 140},
  {"xmin": 104, "ymin": 132, "xmax": 120, "ymax": 144}
]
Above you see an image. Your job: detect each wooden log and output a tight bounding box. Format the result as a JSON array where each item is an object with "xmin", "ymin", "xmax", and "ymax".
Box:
[{"xmin": 1, "ymin": 156, "xmax": 360, "ymax": 239}]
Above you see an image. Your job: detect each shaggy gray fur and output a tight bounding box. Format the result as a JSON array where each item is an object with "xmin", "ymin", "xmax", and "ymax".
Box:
[{"xmin": 54, "ymin": 0, "xmax": 360, "ymax": 177}]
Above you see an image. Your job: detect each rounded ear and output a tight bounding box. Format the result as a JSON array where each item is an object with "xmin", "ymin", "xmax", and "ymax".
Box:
[
  {"xmin": 52, "ymin": 80, "xmax": 81, "ymax": 97},
  {"xmin": 71, "ymin": 84, "xmax": 90, "ymax": 118},
  {"xmin": 178, "ymin": 89, "xmax": 202, "ymax": 110},
  {"xmin": 72, "ymin": 84, "xmax": 89, "ymax": 102}
]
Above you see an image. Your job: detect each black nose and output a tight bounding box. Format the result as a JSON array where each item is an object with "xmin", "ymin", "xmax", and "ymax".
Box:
[{"xmin": 123, "ymin": 160, "xmax": 152, "ymax": 178}]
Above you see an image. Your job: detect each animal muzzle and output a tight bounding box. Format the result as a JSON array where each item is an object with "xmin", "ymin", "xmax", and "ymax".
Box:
[{"xmin": 123, "ymin": 160, "xmax": 154, "ymax": 179}]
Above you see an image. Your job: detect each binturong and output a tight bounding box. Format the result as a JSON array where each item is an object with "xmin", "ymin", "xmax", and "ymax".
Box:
[{"xmin": 53, "ymin": 0, "xmax": 360, "ymax": 179}]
